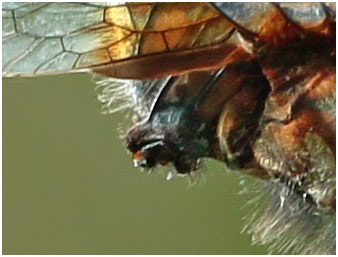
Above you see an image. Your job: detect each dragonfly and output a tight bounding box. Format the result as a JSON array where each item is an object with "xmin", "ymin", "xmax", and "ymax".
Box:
[{"xmin": 2, "ymin": 2, "xmax": 336, "ymax": 254}]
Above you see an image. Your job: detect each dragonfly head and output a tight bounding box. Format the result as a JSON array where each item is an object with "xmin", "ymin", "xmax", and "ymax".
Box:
[{"xmin": 126, "ymin": 104, "xmax": 215, "ymax": 174}]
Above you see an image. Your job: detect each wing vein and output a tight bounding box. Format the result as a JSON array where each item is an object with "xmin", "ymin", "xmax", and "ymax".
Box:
[{"xmin": 3, "ymin": 37, "xmax": 44, "ymax": 72}]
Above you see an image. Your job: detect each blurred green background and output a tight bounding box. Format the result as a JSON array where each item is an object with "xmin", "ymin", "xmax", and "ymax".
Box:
[{"xmin": 3, "ymin": 74, "xmax": 267, "ymax": 254}]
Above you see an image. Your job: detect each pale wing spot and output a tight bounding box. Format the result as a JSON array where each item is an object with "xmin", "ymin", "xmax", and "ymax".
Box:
[
  {"xmin": 6, "ymin": 38, "xmax": 63, "ymax": 74},
  {"xmin": 15, "ymin": 3, "xmax": 104, "ymax": 37},
  {"xmin": 36, "ymin": 52, "xmax": 79, "ymax": 73},
  {"xmin": 105, "ymin": 6, "xmax": 134, "ymax": 30},
  {"xmin": 2, "ymin": 34, "xmax": 35, "ymax": 67},
  {"xmin": 76, "ymin": 49, "xmax": 110, "ymax": 68},
  {"xmin": 63, "ymin": 24, "xmax": 130, "ymax": 53}
]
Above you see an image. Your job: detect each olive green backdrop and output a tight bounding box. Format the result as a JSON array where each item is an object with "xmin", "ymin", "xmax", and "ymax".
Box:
[{"xmin": 3, "ymin": 74, "xmax": 267, "ymax": 254}]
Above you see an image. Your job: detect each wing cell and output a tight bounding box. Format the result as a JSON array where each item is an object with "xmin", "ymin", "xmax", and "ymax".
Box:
[
  {"xmin": 15, "ymin": 3, "xmax": 104, "ymax": 37},
  {"xmin": 6, "ymin": 37, "xmax": 63, "ymax": 74},
  {"xmin": 36, "ymin": 52, "xmax": 79, "ymax": 74},
  {"xmin": 62, "ymin": 23, "xmax": 130, "ymax": 53},
  {"xmin": 3, "ymin": 34, "xmax": 35, "ymax": 66}
]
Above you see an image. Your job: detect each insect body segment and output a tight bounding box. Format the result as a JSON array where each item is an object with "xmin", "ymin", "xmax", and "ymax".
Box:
[
  {"xmin": 119, "ymin": 3, "xmax": 335, "ymax": 254},
  {"xmin": 126, "ymin": 75, "xmax": 216, "ymax": 174}
]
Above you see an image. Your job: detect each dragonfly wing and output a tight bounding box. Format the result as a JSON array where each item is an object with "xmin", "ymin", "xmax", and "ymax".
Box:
[
  {"xmin": 3, "ymin": 2, "xmax": 123, "ymax": 77},
  {"xmin": 2, "ymin": 3, "xmax": 247, "ymax": 79},
  {"xmin": 4, "ymin": 3, "xmax": 334, "ymax": 79}
]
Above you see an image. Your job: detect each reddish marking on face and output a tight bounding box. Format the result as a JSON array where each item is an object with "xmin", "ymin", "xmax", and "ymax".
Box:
[{"xmin": 133, "ymin": 150, "xmax": 145, "ymax": 161}]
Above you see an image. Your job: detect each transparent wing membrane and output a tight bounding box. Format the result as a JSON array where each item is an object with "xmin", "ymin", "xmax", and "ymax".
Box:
[
  {"xmin": 2, "ymin": 2, "xmax": 238, "ymax": 78},
  {"xmin": 2, "ymin": 2, "xmax": 336, "ymax": 78}
]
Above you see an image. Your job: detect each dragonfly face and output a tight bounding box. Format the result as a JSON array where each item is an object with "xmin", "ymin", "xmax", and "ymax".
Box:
[
  {"xmin": 2, "ymin": 2, "xmax": 336, "ymax": 255},
  {"xmin": 125, "ymin": 71, "xmax": 223, "ymax": 174},
  {"xmin": 126, "ymin": 102, "xmax": 211, "ymax": 173}
]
